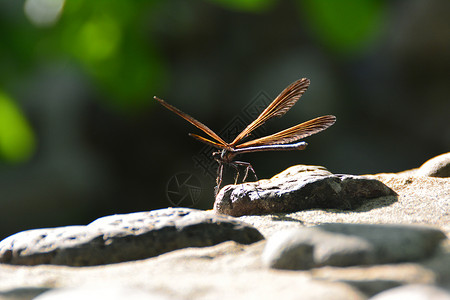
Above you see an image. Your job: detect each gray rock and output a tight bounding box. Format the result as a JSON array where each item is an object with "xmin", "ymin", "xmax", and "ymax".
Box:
[
  {"xmin": 262, "ymin": 227, "xmax": 373, "ymax": 270},
  {"xmin": 0, "ymin": 207, "xmax": 263, "ymax": 266},
  {"xmin": 316, "ymin": 223, "xmax": 446, "ymax": 263},
  {"xmin": 370, "ymin": 284, "xmax": 450, "ymax": 300},
  {"xmin": 0, "ymin": 287, "xmax": 52, "ymax": 300},
  {"xmin": 261, "ymin": 230, "xmax": 316, "ymax": 270},
  {"xmin": 262, "ymin": 223, "xmax": 446, "ymax": 270},
  {"xmin": 417, "ymin": 152, "xmax": 450, "ymax": 177},
  {"xmin": 215, "ymin": 165, "xmax": 396, "ymax": 216},
  {"xmin": 340, "ymin": 280, "xmax": 402, "ymax": 298},
  {"xmin": 0, "ymin": 170, "xmax": 448, "ymax": 300}
]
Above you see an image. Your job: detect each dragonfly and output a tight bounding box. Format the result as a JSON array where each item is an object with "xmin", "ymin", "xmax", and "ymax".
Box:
[{"xmin": 154, "ymin": 78, "xmax": 336, "ymax": 193}]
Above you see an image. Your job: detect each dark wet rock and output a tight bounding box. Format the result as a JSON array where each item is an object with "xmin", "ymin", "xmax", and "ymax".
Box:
[
  {"xmin": 215, "ymin": 165, "xmax": 397, "ymax": 217},
  {"xmin": 0, "ymin": 207, "xmax": 263, "ymax": 266},
  {"xmin": 262, "ymin": 223, "xmax": 446, "ymax": 270},
  {"xmin": 417, "ymin": 152, "xmax": 450, "ymax": 178}
]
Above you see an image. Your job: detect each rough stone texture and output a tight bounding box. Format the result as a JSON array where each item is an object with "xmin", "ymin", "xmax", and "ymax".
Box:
[
  {"xmin": 370, "ymin": 284, "xmax": 450, "ymax": 300},
  {"xmin": 0, "ymin": 239, "xmax": 447, "ymax": 299},
  {"xmin": 0, "ymin": 242, "xmax": 366, "ymax": 300},
  {"xmin": 0, "ymin": 207, "xmax": 263, "ymax": 266},
  {"xmin": 214, "ymin": 165, "xmax": 397, "ymax": 217},
  {"xmin": 262, "ymin": 224, "xmax": 446, "ymax": 270},
  {"xmin": 416, "ymin": 152, "xmax": 450, "ymax": 178},
  {"xmin": 238, "ymin": 174, "xmax": 449, "ymax": 239},
  {"xmin": 0, "ymin": 164, "xmax": 448, "ymax": 299}
]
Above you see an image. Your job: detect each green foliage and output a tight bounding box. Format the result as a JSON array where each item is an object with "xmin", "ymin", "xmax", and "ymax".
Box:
[
  {"xmin": 0, "ymin": 0, "xmax": 386, "ymax": 162},
  {"xmin": 206, "ymin": 0, "xmax": 276, "ymax": 12},
  {"xmin": 299, "ymin": 0, "xmax": 386, "ymax": 54},
  {"xmin": 0, "ymin": 92, "xmax": 36, "ymax": 163},
  {"xmin": 58, "ymin": 0, "xmax": 167, "ymax": 111}
]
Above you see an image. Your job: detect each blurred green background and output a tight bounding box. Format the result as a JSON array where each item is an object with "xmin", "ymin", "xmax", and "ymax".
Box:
[{"xmin": 0, "ymin": 0, "xmax": 449, "ymax": 239}]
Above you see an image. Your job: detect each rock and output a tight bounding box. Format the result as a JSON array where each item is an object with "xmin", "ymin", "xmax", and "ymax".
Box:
[
  {"xmin": 215, "ymin": 165, "xmax": 397, "ymax": 217},
  {"xmin": 0, "ymin": 169, "xmax": 448, "ymax": 299},
  {"xmin": 0, "ymin": 287, "xmax": 52, "ymax": 300},
  {"xmin": 317, "ymin": 223, "xmax": 446, "ymax": 263},
  {"xmin": 312, "ymin": 263, "xmax": 438, "ymax": 297},
  {"xmin": 336, "ymin": 279, "xmax": 403, "ymax": 298},
  {"xmin": 262, "ymin": 230, "xmax": 316, "ymax": 270},
  {"xmin": 262, "ymin": 224, "xmax": 446, "ymax": 270},
  {"xmin": 0, "ymin": 241, "xmax": 367, "ymax": 300},
  {"xmin": 370, "ymin": 284, "xmax": 450, "ymax": 300},
  {"xmin": 417, "ymin": 152, "xmax": 450, "ymax": 177},
  {"xmin": 33, "ymin": 286, "xmax": 171, "ymax": 300},
  {"xmin": 0, "ymin": 207, "xmax": 264, "ymax": 266}
]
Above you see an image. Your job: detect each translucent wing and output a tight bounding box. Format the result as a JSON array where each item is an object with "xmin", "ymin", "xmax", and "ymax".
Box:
[
  {"xmin": 230, "ymin": 78, "xmax": 310, "ymax": 146},
  {"xmin": 235, "ymin": 115, "xmax": 336, "ymax": 149},
  {"xmin": 154, "ymin": 96, "xmax": 228, "ymax": 146}
]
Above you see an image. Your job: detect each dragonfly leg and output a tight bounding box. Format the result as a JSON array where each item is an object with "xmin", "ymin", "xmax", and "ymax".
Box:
[
  {"xmin": 234, "ymin": 161, "xmax": 257, "ymax": 182},
  {"xmin": 230, "ymin": 163, "xmax": 240, "ymax": 184},
  {"xmin": 215, "ymin": 163, "xmax": 224, "ymax": 195}
]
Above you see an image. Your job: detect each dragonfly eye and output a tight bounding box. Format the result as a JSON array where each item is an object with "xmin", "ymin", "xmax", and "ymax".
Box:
[{"xmin": 212, "ymin": 151, "xmax": 220, "ymax": 159}]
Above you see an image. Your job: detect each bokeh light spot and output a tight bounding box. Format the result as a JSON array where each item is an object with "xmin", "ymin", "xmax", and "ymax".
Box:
[
  {"xmin": 77, "ymin": 17, "xmax": 121, "ymax": 62},
  {"xmin": 0, "ymin": 92, "xmax": 36, "ymax": 163},
  {"xmin": 24, "ymin": 0, "xmax": 65, "ymax": 27}
]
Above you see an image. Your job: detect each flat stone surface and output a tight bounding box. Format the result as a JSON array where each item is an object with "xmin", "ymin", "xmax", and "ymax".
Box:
[
  {"xmin": 214, "ymin": 165, "xmax": 396, "ymax": 217},
  {"xmin": 0, "ymin": 207, "xmax": 263, "ymax": 266},
  {"xmin": 262, "ymin": 224, "xmax": 446, "ymax": 270}
]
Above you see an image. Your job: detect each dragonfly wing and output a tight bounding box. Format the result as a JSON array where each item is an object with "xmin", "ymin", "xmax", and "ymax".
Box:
[
  {"xmin": 235, "ymin": 115, "xmax": 336, "ymax": 148},
  {"xmin": 154, "ymin": 96, "xmax": 228, "ymax": 146},
  {"xmin": 189, "ymin": 133, "xmax": 228, "ymax": 149},
  {"xmin": 230, "ymin": 78, "xmax": 310, "ymax": 146}
]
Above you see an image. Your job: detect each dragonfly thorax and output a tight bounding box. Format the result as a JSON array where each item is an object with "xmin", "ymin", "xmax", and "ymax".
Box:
[{"xmin": 212, "ymin": 149, "xmax": 236, "ymax": 164}]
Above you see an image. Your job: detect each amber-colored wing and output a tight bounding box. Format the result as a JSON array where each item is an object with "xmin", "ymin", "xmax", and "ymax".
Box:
[
  {"xmin": 188, "ymin": 133, "xmax": 228, "ymax": 149},
  {"xmin": 235, "ymin": 115, "xmax": 336, "ymax": 149},
  {"xmin": 154, "ymin": 96, "xmax": 228, "ymax": 146},
  {"xmin": 230, "ymin": 78, "xmax": 310, "ymax": 146}
]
